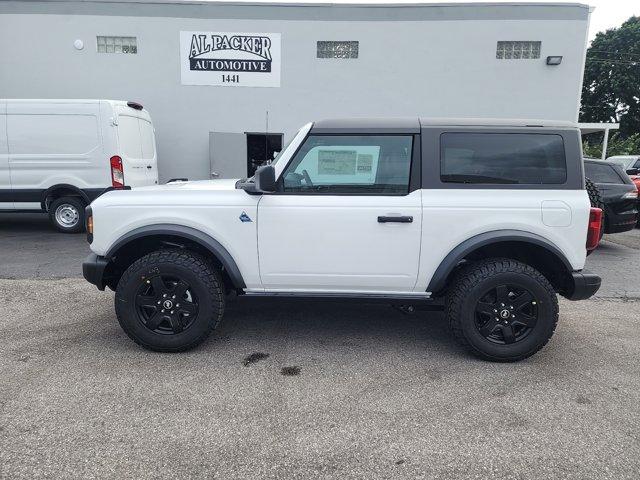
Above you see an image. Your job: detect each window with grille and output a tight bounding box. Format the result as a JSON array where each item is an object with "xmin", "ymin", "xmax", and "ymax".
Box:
[
  {"xmin": 317, "ymin": 41, "xmax": 359, "ymax": 59},
  {"xmin": 97, "ymin": 36, "xmax": 138, "ymax": 54},
  {"xmin": 496, "ymin": 41, "xmax": 541, "ymax": 60}
]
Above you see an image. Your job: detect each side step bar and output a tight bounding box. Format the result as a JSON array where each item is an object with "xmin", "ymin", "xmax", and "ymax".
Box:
[{"xmin": 241, "ymin": 291, "xmax": 444, "ymax": 309}]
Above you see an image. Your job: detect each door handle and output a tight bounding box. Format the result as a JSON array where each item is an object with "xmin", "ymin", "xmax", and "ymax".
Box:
[
  {"xmin": 378, "ymin": 215, "xmax": 413, "ymax": 223},
  {"xmin": 211, "ymin": 172, "xmax": 220, "ymax": 178}
]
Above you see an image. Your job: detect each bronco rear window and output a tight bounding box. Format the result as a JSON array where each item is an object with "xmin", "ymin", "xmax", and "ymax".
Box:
[{"xmin": 440, "ymin": 133, "xmax": 567, "ymax": 185}]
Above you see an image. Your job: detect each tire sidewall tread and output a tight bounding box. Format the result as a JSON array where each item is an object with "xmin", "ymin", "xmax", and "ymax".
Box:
[
  {"xmin": 446, "ymin": 258, "xmax": 559, "ymax": 362},
  {"xmin": 115, "ymin": 249, "xmax": 225, "ymax": 352}
]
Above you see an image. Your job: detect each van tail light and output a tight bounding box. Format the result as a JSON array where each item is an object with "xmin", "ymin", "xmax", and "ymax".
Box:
[
  {"xmin": 110, "ymin": 155, "xmax": 125, "ymax": 188},
  {"xmin": 586, "ymin": 207, "xmax": 603, "ymax": 251}
]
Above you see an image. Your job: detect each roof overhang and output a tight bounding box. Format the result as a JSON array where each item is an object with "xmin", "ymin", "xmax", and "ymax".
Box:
[{"xmin": 579, "ymin": 123, "xmax": 620, "ymax": 135}]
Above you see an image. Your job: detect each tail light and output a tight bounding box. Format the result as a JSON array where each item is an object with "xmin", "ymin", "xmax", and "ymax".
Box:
[
  {"xmin": 110, "ymin": 155, "xmax": 124, "ymax": 188},
  {"xmin": 86, "ymin": 205, "xmax": 93, "ymax": 243},
  {"xmin": 586, "ymin": 207, "xmax": 603, "ymax": 251}
]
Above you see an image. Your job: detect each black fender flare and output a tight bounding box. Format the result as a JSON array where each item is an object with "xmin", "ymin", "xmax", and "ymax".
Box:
[
  {"xmin": 41, "ymin": 184, "xmax": 90, "ymax": 210},
  {"xmin": 426, "ymin": 230, "xmax": 573, "ymax": 294},
  {"xmin": 105, "ymin": 224, "xmax": 246, "ymax": 289}
]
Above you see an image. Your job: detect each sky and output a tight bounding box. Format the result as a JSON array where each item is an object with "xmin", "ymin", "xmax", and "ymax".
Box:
[
  {"xmin": 204, "ymin": 0, "xmax": 640, "ymax": 42},
  {"xmin": 583, "ymin": 0, "xmax": 639, "ymax": 41}
]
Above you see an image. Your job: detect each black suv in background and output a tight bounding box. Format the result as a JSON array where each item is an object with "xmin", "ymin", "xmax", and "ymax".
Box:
[{"xmin": 584, "ymin": 158, "xmax": 638, "ymax": 234}]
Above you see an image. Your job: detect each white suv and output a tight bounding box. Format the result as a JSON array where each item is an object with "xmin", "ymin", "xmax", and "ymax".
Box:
[{"xmin": 83, "ymin": 118, "xmax": 602, "ymax": 361}]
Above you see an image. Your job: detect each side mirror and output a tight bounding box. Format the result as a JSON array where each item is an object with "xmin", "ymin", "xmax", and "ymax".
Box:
[
  {"xmin": 626, "ymin": 168, "xmax": 639, "ymax": 176},
  {"xmin": 254, "ymin": 165, "xmax": 276, "ymax": 193}
]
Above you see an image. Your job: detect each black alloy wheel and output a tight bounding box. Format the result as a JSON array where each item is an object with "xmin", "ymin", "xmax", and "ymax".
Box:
[
  {"xmin": 115, "ymin": 249, "xmax": 224, "ymax": 352},
  {"xmin": 135, "ymin": 275, "xmax": 199, "ymax": 335},
  {"xmin": 474, "ymin": 284, "xmax": 538, "ymax": 345}
]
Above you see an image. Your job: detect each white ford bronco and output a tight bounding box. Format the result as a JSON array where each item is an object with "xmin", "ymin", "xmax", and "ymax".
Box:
[{"xmin": 83, "ymin": 118, "xmax": 602, "ymax": 361}]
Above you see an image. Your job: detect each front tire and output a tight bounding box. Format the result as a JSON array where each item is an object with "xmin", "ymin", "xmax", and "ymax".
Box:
[
  {"xmin": 49, "ymin": 196, "xmax": 85, "ymax": 233},
  {"xmin": 446, "ymin": 258, "xmax": 558, "ymax": 362},
  {"xmin": 115, "ymin": 249, "xmax": 225, "ymax": 352}
]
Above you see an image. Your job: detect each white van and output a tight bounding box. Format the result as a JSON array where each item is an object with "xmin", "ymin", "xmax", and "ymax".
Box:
[{"xmin": 0, "ymin": 99, "xmax": 158, "ymax": 232}]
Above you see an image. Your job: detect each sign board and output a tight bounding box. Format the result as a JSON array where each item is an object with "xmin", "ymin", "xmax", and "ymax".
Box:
[
  {"xmin": 318, "ymin": 150, "xmax": 357, "ymax": 175},
  {"xmin": 180, "ymin": 31, "xmax": 281, "ymax": 87}
]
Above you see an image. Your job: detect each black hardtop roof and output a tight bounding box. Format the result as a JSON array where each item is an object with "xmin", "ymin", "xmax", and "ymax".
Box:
[{"xmin": 310, "ymin": 117, "xmax": 577, "ymax": 134}]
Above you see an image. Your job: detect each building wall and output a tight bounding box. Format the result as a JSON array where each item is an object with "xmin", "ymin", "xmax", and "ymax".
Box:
[{"xmin": 0, "ymin": 1, "xmax": 590, "ymax": 181}]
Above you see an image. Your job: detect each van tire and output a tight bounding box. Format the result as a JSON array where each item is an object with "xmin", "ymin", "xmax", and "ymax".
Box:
[
  {"xmin": 446, "ymin": 258, "xmax": 559, "ymax": 362},
  {"xmin": 115, "ymin": 249, "xmax": 225, "ymax": 352},
  {"xmin": 49, "ymin": 196, "xmax": 86, "ymax": 233}
]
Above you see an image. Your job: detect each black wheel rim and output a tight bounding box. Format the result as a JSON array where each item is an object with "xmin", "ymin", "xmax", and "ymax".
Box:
[
  {"xmin": 135, "ymin": 275, "xmax": 199, "ymax": 335},
  {"xmin": 474, "ymin": 284, "xmax": 538, "ymax": 345}
]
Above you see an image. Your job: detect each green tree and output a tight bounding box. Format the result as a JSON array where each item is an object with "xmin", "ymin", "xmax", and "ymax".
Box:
[
  {"xmin": 580, "ymin": 16, "xmax": 640, "ymax": 137},
  {"xmin": 582, "ymin": 133, "xmax": 640, "ymax": 158}
]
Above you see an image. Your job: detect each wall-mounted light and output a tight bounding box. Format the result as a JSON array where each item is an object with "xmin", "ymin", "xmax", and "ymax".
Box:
[
  {"xmin": 73, "ymin": 39, "xmax": 84, "ymax": 50},
  {"xmin": 546, "ymin": 56, "xmax": 563, "ymax": 66}
]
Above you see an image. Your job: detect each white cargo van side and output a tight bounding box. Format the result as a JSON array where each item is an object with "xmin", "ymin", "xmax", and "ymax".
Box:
[{"xmin": 0, "ymin": 99, "xmax": 158, "ymax": 232}]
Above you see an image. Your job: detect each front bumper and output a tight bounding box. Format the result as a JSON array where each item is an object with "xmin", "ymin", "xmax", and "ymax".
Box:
[
  {"xmin": 564, "ymin": 271, "xmax": 601, "ymax": 300},
  {"xmin": 82, "ymin": 253, "xmax": 109, "ymax": 291}
]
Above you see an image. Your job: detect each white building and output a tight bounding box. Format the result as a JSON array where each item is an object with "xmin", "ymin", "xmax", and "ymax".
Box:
[{"xmin": 0, "ymin": 1, "xmax": 592, "ymax": 180}]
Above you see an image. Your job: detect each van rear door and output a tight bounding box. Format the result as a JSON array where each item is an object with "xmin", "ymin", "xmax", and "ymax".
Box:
[
  {"xmin": 138, "ymin": 116, "xmax": 158, "ymax": 183},
  {"xmin": 115, "ymin": 107, "xmax": 158, "ymax": 187}
]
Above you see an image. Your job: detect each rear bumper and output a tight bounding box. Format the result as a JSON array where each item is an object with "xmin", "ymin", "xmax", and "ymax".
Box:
[
  {"xmin": 82, "ymin": 253, "xmax": 109, "ymax": 291},
  {"xmin": 605, "ymin": 206, "xmax": 638, "ymax": 234},
  {"xmin": 564, "ymin": 271, "xmax": 601, "ymax": 301},
  {"xmin": 606, "ymin": 215, "xmax": 638, "ymax": 233}
]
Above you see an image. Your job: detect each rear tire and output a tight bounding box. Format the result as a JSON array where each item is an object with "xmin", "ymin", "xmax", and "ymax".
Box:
[
  {"xmin": 49, "ymin": 196, "xmax": 85, "ymax": 233},
  {"xmin": 446, "ymin": 258, "xmax": 558, "ymax": 362},
  {"xmin": 115, "ymin": 249, "xmax": 225, "ymax": 352}
]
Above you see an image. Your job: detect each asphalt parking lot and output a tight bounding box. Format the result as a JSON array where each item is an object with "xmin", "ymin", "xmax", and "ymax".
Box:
[{"xmin": 1, "ymin": 212, "xmax": 639, "ymax": 479}]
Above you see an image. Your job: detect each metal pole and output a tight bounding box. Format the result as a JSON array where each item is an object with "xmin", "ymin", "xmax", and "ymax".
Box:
[
  {"xmin": 601, "ymin": 127, "xmax": 609, "ymax": 161},
  {"xmin": 265, "ymin": 110, "xmax": 269, "ymax": 163}
]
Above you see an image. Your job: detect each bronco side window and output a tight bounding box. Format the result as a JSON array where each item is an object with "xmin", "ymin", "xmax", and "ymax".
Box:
[
  {"xmin": 440, "ymin": 133, "xmax": 567, "ymax": 185},
  {"xmin": 281, "ymin": 135, "xmax": 413, "ymax": 194}
]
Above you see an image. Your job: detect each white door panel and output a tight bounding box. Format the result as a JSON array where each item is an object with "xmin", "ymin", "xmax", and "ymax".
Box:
[
  {"xmin": 257, "ymin": 191, "xmax": 422, "ymax": 292},
  {"xmin": 7, "ymin": 109, "xmax": 103, "ymax": 191},
  {"xmin": 139, "ymin": 118, "xmax": 158, "ymax": 184},
  {"xmin": 0, "ymin": 102, "xmax": 11, "ymax": 209}
]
